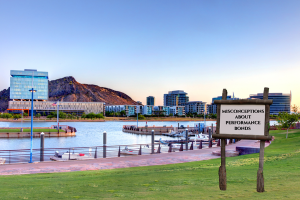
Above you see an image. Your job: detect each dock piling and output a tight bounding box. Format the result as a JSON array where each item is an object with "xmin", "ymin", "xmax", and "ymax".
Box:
[
  {"xmin": 199, "ymin": 140, "xmax": 202, "ymax": 149},
  {"xmin": 118, "ymin": 146, "xmax": 120, "ymax": 157},
  {"xmin": 179, "ymin": 143, "xmax": 183, "ymax": 151},
  {"xmin": 157, "ymin": 143, "xmax": 161, "ymax": 153},
  {"xmin": 138, "ymin": 145, "xmax": 142, "ymax": 155},
  {"xmin": 103, "ymin": 131, "xmax": 107, "ymax": 158},
  {"xmin": 94, "ymin": 147, "xmax": 97, "ymax": 158},
  {"xmin": 151, "ymin": 130, "xmax": 154, "ymax": 154},
  {"xmin": 185, "ymin": 129, "xmax": 188, "ymax": 150},
  {"xmin": 40, "ymin": 132, "xmax": 44, "ymax": 162}
]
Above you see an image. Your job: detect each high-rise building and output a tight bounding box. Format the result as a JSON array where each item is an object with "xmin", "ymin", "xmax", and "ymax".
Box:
[
  {"xmin": 207, "ymin": 95, "xmax": 239, "ymax": 114},
  {"xmin": 10, "ymin": 69, "xmax": 48, "ymax": 100},
  {"xmin": 163, "ymin": 90, "xmax": 189, "ymax": 106},
  {"xmin": 146, "ymin": 96, "xmax": 155, "ymax": 106},
  {"xmin": 249, "ymin": 93, "xmax": 291, "ymax": 115}
]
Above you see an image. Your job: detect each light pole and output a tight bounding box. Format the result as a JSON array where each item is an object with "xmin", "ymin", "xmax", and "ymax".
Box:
[
  {"xmin": 136, "ymin": 106, "xmax": 138, "ymax": 128},
  {"xmin": 204, "ymin": 111, "xmax": 206, "ymax": 132},
  {"xmin": 29, "ymin": 88, "xmax": 36, "ymax": 163}
]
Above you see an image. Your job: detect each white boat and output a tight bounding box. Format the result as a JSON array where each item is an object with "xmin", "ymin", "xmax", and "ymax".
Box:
[
  {"xmin": 189, "ymin": 133, "xmax": 209, "ymax": 141},
  {"xmin": 174, "ymin": 131, "xmax": 185, "ymax": 137},
  {"xmin": 0, "ymin": 158, "xmax": 5, "ymax": 164}
]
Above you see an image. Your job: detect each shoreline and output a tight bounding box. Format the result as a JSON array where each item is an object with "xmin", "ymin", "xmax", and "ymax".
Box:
[{"xmin": 0, "ymin": 118, "xmax": 277, "ymax": 123}]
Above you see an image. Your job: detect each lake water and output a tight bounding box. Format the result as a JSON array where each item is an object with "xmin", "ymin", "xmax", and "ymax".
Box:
[{"xmin": 0, "ymin": 120, "xmax": 277, "ymax": 150}]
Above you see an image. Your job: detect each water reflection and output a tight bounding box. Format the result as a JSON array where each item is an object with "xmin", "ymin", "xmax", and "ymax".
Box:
[{"xmin": 0, "ymin": 120, "xmax": 277, "ymax": 150}]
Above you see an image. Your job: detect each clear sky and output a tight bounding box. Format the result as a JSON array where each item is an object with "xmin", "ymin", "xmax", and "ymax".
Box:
[{"xmin": 0, "ymin": 0, "xmax": 299, "ymax": 106}]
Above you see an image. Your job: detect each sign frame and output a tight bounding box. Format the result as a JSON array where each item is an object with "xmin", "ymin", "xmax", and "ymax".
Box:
[
  {"xmin": 212, "ymin": 87, "xmax": 273, "ymax": 193},
  {"xmin": 212, "ymin": 98, "xmax": 272, "ymax": 140}
]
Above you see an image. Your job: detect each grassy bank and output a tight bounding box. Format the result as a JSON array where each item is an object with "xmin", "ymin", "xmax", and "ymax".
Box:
[
  {"xmin": 0, "ymin": 129, "xmax": 65, "ymax": 133},
  {"xmin": 0, "ymin": 130, "xmax": 299, "ymax": 199}
]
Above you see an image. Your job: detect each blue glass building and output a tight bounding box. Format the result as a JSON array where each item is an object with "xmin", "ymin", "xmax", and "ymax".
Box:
[
  {"xmin": 207, "ymin": 95, "xmax": 239, "ymax": 114},
  {"xmin": 10, "ymin": 69, "xmax": 48, "ymax": 100},
  {"xmin": 146, "ymin": 96, "xmax": 155, "ymax": 106},
  {"xmin": 249, "ymin": 93, "xmax": 291, "ymax": 114},
  {"xmin": 163, "ymin": 90, "xmax": 189, "ymax": 106}
]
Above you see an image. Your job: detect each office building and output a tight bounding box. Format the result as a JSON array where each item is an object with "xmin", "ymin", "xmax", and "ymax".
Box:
[
  {"xmin": 180, "ymin": 101, "xmax": 206, "ymax": 114},
  {"xmin": 207, "ymin": 95, "xmax": 239, "ymax": 114},
  {"xmin": 105, "ymin": 105, "xmax": 140, "ymax": 116},
  {"xmin": 105, "ymin": 105, "xmax": 126, "ymax": 113},
  {"xmin": 10, "ymin": 69, "xmax": 48, "ymax": 100},
  {"xmin": 164, "ymin": 90, "xmax": 189, "ymax": 106},
  {"xmin": 170, "ymin": 106, "xmax": 185, "ymax": 116},
  {"xmin": 146, "ymin": 96, "xmax": 155, "ymax": 106},
  {"xmin": 8, "ymin": 101, "xmax": 105, "ymax": 115},
  {"xmin": 249, "ymin": 93, "xmax": 291, "ymax": 114}
]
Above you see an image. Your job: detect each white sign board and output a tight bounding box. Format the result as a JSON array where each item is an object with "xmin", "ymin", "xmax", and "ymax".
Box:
[{"xmin": 220, "ymin": 105, "xmax": 265, "ymax": 135}]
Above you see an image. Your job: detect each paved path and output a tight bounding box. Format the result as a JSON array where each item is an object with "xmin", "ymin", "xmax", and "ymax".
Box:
[{"xmin": 0, "ymin": 140, "xmax": 270, "ymax": 176}]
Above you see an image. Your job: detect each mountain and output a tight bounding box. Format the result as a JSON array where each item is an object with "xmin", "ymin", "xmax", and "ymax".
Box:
[
  {"xmin": 48, "ymin": 76, "xmax": 137, "ymax": 105},
  {"xmin": 0, "ymin": 76, "xmax": 137, "ymax": 112}
]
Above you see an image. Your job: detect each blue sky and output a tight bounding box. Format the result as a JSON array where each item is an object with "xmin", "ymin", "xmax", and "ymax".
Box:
[{"xmin": 0, "ymin": 0, "xmax": 299, "ymax": 106}]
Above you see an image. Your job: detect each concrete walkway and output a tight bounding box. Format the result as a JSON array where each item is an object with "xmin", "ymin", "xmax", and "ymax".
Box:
[{"xmin": 0, "ymin": 140, "xmax": 270, "ymax": 176}]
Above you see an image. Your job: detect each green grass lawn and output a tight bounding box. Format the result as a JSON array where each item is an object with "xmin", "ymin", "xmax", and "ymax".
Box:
[
  {"xmin": 0, "ymin": 129, "xmax": 65, "ymax": 133},
  {"xmin": 0, "ymin": 130, "xmax": 300, "ymax": 199}
]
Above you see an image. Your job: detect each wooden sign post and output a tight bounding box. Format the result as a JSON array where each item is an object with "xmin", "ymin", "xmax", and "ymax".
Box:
[{"xmin": 212, "ymin": 87, "xmax": 273, "ymax": 192}]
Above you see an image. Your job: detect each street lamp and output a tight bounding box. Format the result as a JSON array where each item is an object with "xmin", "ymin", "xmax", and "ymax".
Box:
[
  {"xmin": 136, "ymin": 105, "xmax": 138, "ymax": 128},
  {"xmin": 29, "ymin": 88, "xmax": 37, "ymax": 163}
]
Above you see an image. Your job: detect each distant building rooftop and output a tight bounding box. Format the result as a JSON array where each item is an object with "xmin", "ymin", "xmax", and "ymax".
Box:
[
  {"xmin": 168, "ymin": 90, "xmax": 187, "ymax": 95},
  {"xmin": 250, "ymin": 93, "xmax": 290, "ymax": 96}
]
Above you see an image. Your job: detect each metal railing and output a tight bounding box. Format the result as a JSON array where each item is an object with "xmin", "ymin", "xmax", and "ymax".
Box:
[{"xmin": 0, "ymin": 139, "xmax": 227, "ymax": 165}]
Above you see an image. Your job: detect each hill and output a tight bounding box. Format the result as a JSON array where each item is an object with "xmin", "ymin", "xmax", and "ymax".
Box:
[{"xmin": 0, "ymin": 76, "xmax": 137, "ymax": 111}]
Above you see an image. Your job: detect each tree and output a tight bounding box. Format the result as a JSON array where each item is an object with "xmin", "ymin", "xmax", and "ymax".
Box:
[
  {"xmin": 3, "ymin": 113, "xmax": 12, "ymax": 119},
  {"xmin": 67, "ymin": 114, "xmax": 72, "ymax": 119},
  {"xmin": 23, "ymin": 112, "xmax": 29, "ymax": 117},
  {"xmin": 105, "ymin": 111, "xmax": 110, "ymax": 117},
  {"xmin": 59, "ymin": 111, "xmax": 67, "ymax": 119},
  {"xmin": 120, "ymin": 110, "xmax": 126, "ymax": 116},
  {"xmin": 292, "ymin": 104, "xmax": 299, "ymax": 113},
  {"xmin": 81, "ymin": 113, "xmax": 86, "ymax": 119},
  {"xmin": 13, "ymin": 114, "xmax": 21, "ymax": 120},
  {"xmin": 72, "ymin": 113, "xmax": 77, "ymax": 119},
  {"xmin": 86, "ymin": 112, "xmax": 96, "ymax": 119},
  {"xmin": 96, "ymin": 113, "xmax": 104, "ymax": 119},
  {"xmin": 277, "ymin": 112, "xmax": 299, "ymax": 138},
  {"xmin": 36, "ymin": 113, "xmax": 41, "ymax": 118},
  {"xmin": 138, "ymin": 114, "xmax": 145, "ymax": 120},
  {"xmin": 47, "ymin": 115, "xmax": 53, "ymax": 120}
]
